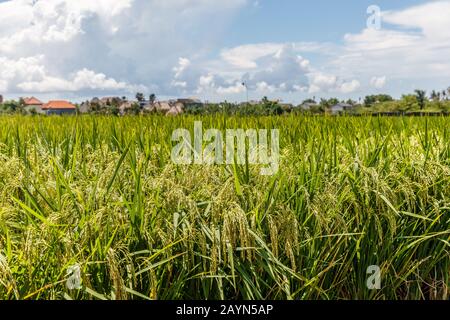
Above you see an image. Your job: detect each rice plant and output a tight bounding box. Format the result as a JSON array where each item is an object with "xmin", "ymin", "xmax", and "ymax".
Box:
[{"xmin": 0, "ymin": 114, "xmax": 449, "ymax": 300}]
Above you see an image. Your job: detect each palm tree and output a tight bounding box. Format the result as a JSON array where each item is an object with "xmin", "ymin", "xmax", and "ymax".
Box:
[
  {"xmin": 135, "ymin": 92, "xmax": 145, "ymax": 102},
  {"xmin": 430, "ymin": 90, "xmax": 438, "ymax": 101},
  {"xmin": 149, "ymin": 94, "xmax": 156, "ymax": 105},
  {"xmin": 415, "ymin": 90, "xmax": 426, "ymax": 110}
]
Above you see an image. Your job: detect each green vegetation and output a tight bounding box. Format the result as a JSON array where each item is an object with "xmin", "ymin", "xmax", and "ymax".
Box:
[
  {"xmin": 2, "ymin": 88, "xmax": 450, "ymax": 116},
  {"xmin": 0, "ymin": 115, "xmax": 450, "ymax": 300}
]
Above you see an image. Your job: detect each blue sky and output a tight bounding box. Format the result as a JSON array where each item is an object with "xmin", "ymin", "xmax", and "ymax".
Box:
[
  {"xmin": 228, "ymin": 0, "xmax": 424, "ymax": 44},
  {"xmin": 0, "ymin": 0, "xmax": 449, "ymax": 103}
]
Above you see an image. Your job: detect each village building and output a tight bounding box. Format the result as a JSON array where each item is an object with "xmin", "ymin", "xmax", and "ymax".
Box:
[
  {"xmin": 330, "ymin": 103, "xmax": 354, "ymax": 115},
  {"xmin": 119, "ymin": 101, "xmax": 136, "ymax": 115},
  {"xmin": 42, "ymin": 100, "xmax": 76, "ymax": 115},
  {"xmin": 23, "ymin": 97, "xmax": 44, "ymax": 113},
  {"xmin": 153, "ymin": 101, "xmax": 173, "ymax": 113},
  {"xmin": 166, "ymin": 102, "xmax": 184, "ymax": 116},
  {"xmin": 78, "ymin": 101, "xmax": 91, "ymax": 114},
  {"xmin": 100, "ymin": 97, "xmax": 124, "ymax": 106}
]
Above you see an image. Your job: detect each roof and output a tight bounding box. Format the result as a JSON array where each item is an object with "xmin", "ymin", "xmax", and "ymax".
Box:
[
  {"xmin": 101, "ymin": 97, "xmax": 122, "ymax": 104},
  {"xmin": 42, "ymin": 100, "xmax": 76, "ymax": 110},
  {"xmin": 155, "ymin": 101, "xmax": 172, "ymax": 111},
  {"xmin": 330, "ymin": 103, "xmax": 353, "ymax": 111},
  {"xmin": 119, "ymin": 102, "xmax": 134, "ymax": 110},
  {"xmin": 332, "ymin": 103, "xmax": 353, "ymax": 108},
  {"xmin": 177, "ymin": 98, "xmax": 202, "ymax": 104},
  {"xmin": 23, "ymin": 97, "xmax": 43, "ymax": 105},
  {"xmin": 166, "ymin": 105, "xmax": 183, "ymax": 115}
]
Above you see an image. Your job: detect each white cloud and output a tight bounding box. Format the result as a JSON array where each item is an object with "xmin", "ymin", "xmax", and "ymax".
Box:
[
  {"xmin": 18, "ymin": 68, "xmax": 146, "ymax": 93},
  {"xmin": 173, "ymin": 58, "xmax": 192, "ymax": 79},
  {"xmin": 0, "ymin": 0, "xmax": 247, "ymax": 97},
  {"xmin": 221, "ymin": 43, "xmax": 284, "ymax": 69},
  {"xmin": 170, "ymin": 42, "xmax": 362, "ymax": 97},
  {"xmin": 0, "ymin": 55, "xmax": 143, "ymax": 94},
  {"xmin": 336, "ymin": 1, "xmax": 450, "ymax": 82},
  {"xmin": 241, "ymin": 44, "xmax": 311, "ymax": 92},
  {"xmin": 216, "ymin": 82, "xmax": 246, "ymax": 95},
  {"xmin": 308, "ymin": 72, "xmax": 360, "ymax": 94},
  {"xmin": 255, "ymin": 82, "xmax": 276, "ymax": 93},
  {"xmin": 1, "ymin": 0, "xmax": 449, "ymax": 100},
  {"xmin": 370, "ymin": 76, "xmax": 387, "ymax": 89},
  {"xmin": 339, "ymin": 80, "xmax": 361, "ymax": 94}
]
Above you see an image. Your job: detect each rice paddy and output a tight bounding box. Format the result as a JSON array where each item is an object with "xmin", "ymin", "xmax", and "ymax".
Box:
[{"xmin": 0, "ymin": 115, "xmax": 449, "ymax": 300}]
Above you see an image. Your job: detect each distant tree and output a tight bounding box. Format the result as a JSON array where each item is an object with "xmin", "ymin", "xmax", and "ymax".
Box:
[
  {"xmin": 364, "ymin": 96, "xmax": 375, "ymax": 106},
  {"xmin": 328, "ymin": 98, "xmax": 339, "ymax": 106},
  {"xmin": 431, "ymin": 90, "xmax": 438, "ymax": 101},
  {"xmin": 364, "ymin": 94, "xmax": 393, "ymax": 107},
  {"xmin": 90, "ymin": 101, "xmax": 101, "ymax": 113},
  {"xmin": 3, "ymin": 101, "xmax": 19, "ymax": 113},
  {"xmin": 149, "ymin": 94, "xmax": 156, "ymax": 105},
  {"xmin": 261, "ymin": 96, "xmax": 283, "ymax": 115},
  {"xmin": 110, "ymin": 104, "xmax": 120, "ymax": 116},
  {"xmin": 135, "ymin": 93, "xmax": 145, "ymax": 102},
  {"xmin": 302, "ymin": 98, "xmax": 316, "ymax": 104},
  {"xmin": 400, "ymin": 94, "xmax": 418, "ymax": 111},
  {"xmin": 131, "ymin": 102, "xmax": 141, "ymax": 115},
  {"xmin": 320, "ymin": 98, "xmax": 330, "ymax": 109},
  {"xmin": 414, "ymin": 90, "xmax": 427, "ymax": 110}
]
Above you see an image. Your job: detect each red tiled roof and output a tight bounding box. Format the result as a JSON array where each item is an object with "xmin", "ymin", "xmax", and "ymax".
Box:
[
  {"xmin": 23, "ymin": 97, "xmax": 43, "ymax": 105},
  {"xmin": 42, "ymin": 100, "xmax": 76, "ymax": 110}
]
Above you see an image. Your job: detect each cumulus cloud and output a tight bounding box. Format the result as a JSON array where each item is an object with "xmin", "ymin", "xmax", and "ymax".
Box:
[
  {"xmin": 241, "ymin": 45, "xmax": 310, "ymax": 92},
  {"xmin": 336, "ymin": 1, "xmax": 450, "ymax": 81},
  {"xmin": 170, "ymin": 43, "xmax": 360, "ymax": 97},
  {"xmin": 308, "ymin": 73, "xmax": 360, "ymax": 94},
  {"xmin": 370, "ymin": 76, "xmax": 387, "ymax": 89},
  {"xmin": 0, "ymin": 0, "xmax": 247, "ymax": 97},
  {"xmin": 1, "ymin": 0, "xmax": 449, "ymax": 100},
  {"xmin": 0, "ymin": 55, "xmax": 143, "ymax": 94},
  {"xmin": 18, "ymin": 68, "xmax": 146, "ymax": 93}
]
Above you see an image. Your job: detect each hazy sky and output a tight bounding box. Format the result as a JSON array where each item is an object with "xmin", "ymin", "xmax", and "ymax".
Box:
[{"xmin": 0, "ymin": 0, "xmax": 449, "ymax": 103}]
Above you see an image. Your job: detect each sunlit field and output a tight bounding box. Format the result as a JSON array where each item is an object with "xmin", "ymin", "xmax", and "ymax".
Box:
[{"xmin": 0, "ymin": 115, "xmax": 449, "ymax": 300}]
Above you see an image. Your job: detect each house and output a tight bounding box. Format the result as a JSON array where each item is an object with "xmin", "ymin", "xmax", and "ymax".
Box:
[
  {"xmin": 154, "ymin": 101, "xmax": 173, "ymax": 113},
  {"xmin": 100, "ymin": 97, "xmax": 124, "ymax": 106},
  {"xmin": 330, "ymin": 103, "xmax": 353, "ymax": 115},
  {"xmin": 78, "ymin": 101, "xmax": 91, "ymax": 114},
  {"xmin": 166, "ymin": 102, "xmax": 184, "ymax": 116},
  {"xmin": 23, "ymin": 97, "xmax": 44, "ymax": 113},
  {"xmin": 177, "ymin": 98, "xmax": 202, "ymax": 105},
  {"xmin": 42, "ymin": 100, "xmax": 76, "ymax": 115},
  {"xmin": 91, "ymin": 97, "xmax": 101, "ymax": 105},
  {"xmin": 300, "ymin": 102, "xmax": 317, "ymax": 111},
  {"xmin": 142, "ymin": 100, "xmax": 157, "ymax": 113},
  {"xmin": 138, "ymin": 100, "xmax": 150, "ymax": 109},
  {"xmin": 119, "ymin": 101, "xmax": 137, "ymax": 115}
]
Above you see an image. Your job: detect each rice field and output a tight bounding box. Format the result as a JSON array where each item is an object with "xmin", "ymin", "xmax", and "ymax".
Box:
[{"xmin": 0, "ymin": 115, "xmax": 450, "ymax": 300}]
